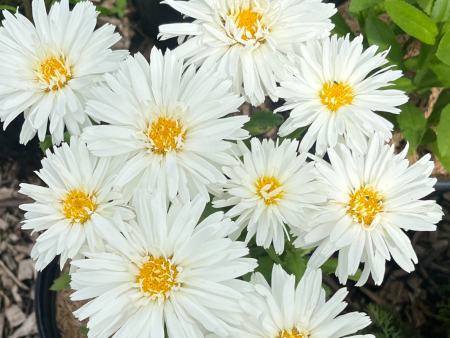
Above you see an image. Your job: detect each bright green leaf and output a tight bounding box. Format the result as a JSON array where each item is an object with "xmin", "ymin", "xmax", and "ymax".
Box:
[
  {"xmin": 429, "ymin": 57, "xmax": 450, "ymax": 88},
  {"xmin": 404, "ymin": 56, "xmax": 418, "ymax": 70},
  {"xmin": 284, "ymin": 249, "xmax": 307, "ymax": 285},
  {"xmin": 0, "ymin": 5, "xmax": 17, "ymax": 11},
  {"xmin": 397, "ymin": 102, "xmax": 427, "ymax": 154},
  {"xmin": 432, "ymin": 141, "xmax": 450, "ymax": 172},
  {"xmin": 50, "ymin": 273, "xmax": 71, "ymax": 291},
  {"xmin": 279, "ymin": 126, "xmax": 308, "ymax": 142},
  {"xmin": 349, "ymin": 0, "xmax": 384, "ymax": 12},
  {"xmin": 39, "ymin": 135, "xmax": 53, "ymax": 153},
  {"xmin": 96, "ymin": 6, "xmax": 117, "ymax": 17},
  {"xmin": 437, "ymin": 30, "xmax": 450, "ymax": 66},
  {"xmin": 79, "ymin": 327, "xmax": 89, "ymax": 335},
  {"xmin": 385, "ymin": 0, "xmax": 439, "ymax": 45},
  {"xmin": 416, "ymin": 0, "xmax": 434, "ymax": 15},
  {"xmin": 392, "ymin": 77, "xmax": 417, "ymax": 93},
  {"xmin": 115, "ymin": 0, "xmax": 127, "ymax": 10},
  {"xmin": 437, "ymin": 103, "xmax": 450, "ymax": 157},
  {"xmin": 244, "ymin": 111, "xmax": 284, "ymax": 136},
  {"xmin": 430, "ymin": 0, "xmax": 450, "ymax": 22},
  {"xmin": 365, "ymin": 16, "xmax": 404, "ymax": 69},
  {"xmin": 330, "ymin": 13, "xmax": 354, "ymax": 38},
  {"xmin": 321, "ymin": 258, "xmax": 338, "ymax": 275},
  {"xmin": 428, "ymin": 89, "xmax": 450, "ymax": 125},
  {"xmin": 265, "ymin": 246, "xmax": 282, "ymax": 264},
  {"xmin": 418, "ymin": 128, "xmax": 437, "ymax": 145}
]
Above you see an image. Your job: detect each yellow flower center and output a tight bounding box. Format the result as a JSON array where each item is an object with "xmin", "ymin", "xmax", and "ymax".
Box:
[
  {"xmin": 37, "ymin": 57, "xmax": 72, "ymax": 91},
  {"xmin": 137, "ymin": 256, "xmax": 179, "ymax": 298},
  {"xmin": 320, "ymin": 81, "xmax": 353, "ymax": 112},
  {"xmin": 255, "ymin": 177, "xmax": 283, "ymax": 205},
  {"xmin": 235, "ymin": 7, "xmax": 263, "ymax": 40},
  {"xmin": 147, "ymin": 117, "xmax": 185, "ymax": 155},
  {"xmin": 348, "ymin": 187, "xmax": 383, "ymax": 228},
  {"xmin": 279, "ymin": 328, "xmax": 309, "ymax": 338},
  {"xmin": 62, "ymin": 190, "xmax": 97, "ymax": 224}
]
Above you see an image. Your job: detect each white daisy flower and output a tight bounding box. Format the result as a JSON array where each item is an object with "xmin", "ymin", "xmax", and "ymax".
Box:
[
  {"xmin": 19, "ymin": 137, "xmax": 133, "ymax": 271},
  {"xmin": 276, "ymin": 34, "xmax": 408, "ymax": 156},
  {"xmin": 207, "ymin": 265, "xmax": 374, "ymax": 338},
  {"xmin": 70, "ymin": 190, "xmax": 257, "ymax": 338},
  {"xmin": 213, "ymin": 138, "xmax": 326, "ymax": 254},
  {"xmin": 293, "ymin": 132, "xmax": 442, "ymax": 286},
  {"xmin": 81, "ymin": 48, "xmax": 249, "ymax": 202},
  {"xmin": 0, "ymin": 0, "xmax": 127, "ymax": 145},
  {"xmin": 158, "ymin": 0, "xmax": 336, "ymax": 106}
]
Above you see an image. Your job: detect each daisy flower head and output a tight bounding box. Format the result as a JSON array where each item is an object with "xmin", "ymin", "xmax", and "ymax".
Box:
[
  {"xmin": 214, "ymin": 138, "xmax": 326, "ymax": 254},
  {"xmin": 276, "ymin": 34, "xmax": 408, "ymax": 156},
  {"xmin": 0, "ymin": 0, "xmax": 128, "ymax": 145},
  {"xmin": 70, "ymin": 190, "xmax": 257, "ymax": 338},
  {"xmin": 158, "ymin": 0, "xmax": 337, "ymax": 106},
  {"xmin": 293, "ymin": 132, "xmax": 442, "ymax": 286},
  {"xmin": 19, "ymin": 136, "xmax": 134, "ymax": 271},
  {"xmin": 81, "ymin": 47, "xmax": 249, "ymax": 202},
  {"xmin": 207, "ymin": 266, "xmax": 374, "ymax": 338}
]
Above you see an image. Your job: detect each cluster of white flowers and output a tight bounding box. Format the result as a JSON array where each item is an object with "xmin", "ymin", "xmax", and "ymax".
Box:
[{"xmin": 0, "ymin": 0, "xmax": 443, "ymax": 336}]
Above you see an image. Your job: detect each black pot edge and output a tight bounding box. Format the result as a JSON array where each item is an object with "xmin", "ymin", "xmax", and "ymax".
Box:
[{"xmin": 35, "ymin": 257, "xmax": 62, "ymax": 338}]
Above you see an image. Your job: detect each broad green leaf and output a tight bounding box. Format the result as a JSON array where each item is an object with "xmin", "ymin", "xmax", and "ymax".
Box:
[
  {"xmin": 418, "ymin": 128, "xmax": 437, "ymax": 145},
  {"xmin": 50, "ymin": 273, "xmax": 71, "ymax": 291},
  {"xmin": 437, "ymin": 103, "xmax": 450, "ymax": 157},
  {"xmin": 265, "ymin": 246, "xmax": 282, "ymax": 264},
  {"xmin": 284, "ymin": 249, "xmax": 307, "ymax": 285},
  {"xmin": 396, "ymin": 102, "xmax": 427, "ymax": 154},
  {"xmin": 349, "ymin": 0, "xmax": 384, "ymax": 12},
  {"xmin": 377, "ymin": 111, "xmax": 400, "ymax": 131},
  {"xmin": 414, "ymin": 43, "xmax": 439, "ymax": 87},
  {"xmin": 432, "ymin": 141, "xmax": 450, "ymax": 172},
  {"xmin": 392, "ymin": 77, "xmax": 416, "ymax": 93},
  {"xmin": 254, "ymin": 256, "xmax": 275, "ymax": 283},
  {"xmin": 0, "ymin": 5, "xmax": 17, "ymax": 11},
  {"xmin": 321, "ymin": 258, "xmax": 338, "ymax": 274},
  {"xmin": 437, "ymin": 30, "xmax": 450, "ymax": 66},
  {"xmin": 428, "ymin": 90, "xmax": 450, "ymax": 125},
  {"xmin": 331, "ymin": 12, "xmax": 354, "ymax": 38},
  {"xmin": 244, "ymin": 111, "xmax": 284, "ymax": 136},
  {"xmin": 365, "ymin": 16, "xmax": 404, "ymax": 69},
  {"xmin": 430, "ymin": 0, "xmax": 450, "ymax": 22},
  {"xmin": 429, "ymin": 57, "xmax": 450, "ymax": 88},
  {"xmin": 39, "ymin": 135, "xmax": 53, "ymax": 153},
  {"xmin": 79, "ymin": 327, "xmax": 89, "ymax": 335},
  {"xmin": 416, "ymin": 0, "xmax": 434, "ymax": 15},
  {"xmin": 279, "ymin": 126, "xmax": 308, "ymax": 142},
  {"xmin": 385, "ymin": 0, "xmax": 439, "ymax": 45},
  {"xmin": 404, "ymin": 56, "xmax": 418, "ymax": 70}
]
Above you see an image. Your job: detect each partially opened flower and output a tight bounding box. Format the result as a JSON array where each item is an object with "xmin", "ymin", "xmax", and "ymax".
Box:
[
  {"xmin": 70, "ymin": 190, "xmax": 257, "ymax": 338},
  {"xmin": 0, "ymin": 0, "xmax": 127, "ymax": 145},
  {"xmin": 207, "ymin": 265, "xmax": 374, "ymax": 338},
  {"xmin": 214, "ymin": 138, "xmax": 325, "ymax": 254},
  {"xmin": 82, "ymin": 48, "xmax": 249, "ymax": 202},
  {"xmin": 276, "ymin": 35, "xmax": 408, "ymax": 156},
  {"xmin": 293, "ymin": 132, "xmax": 442, "ymax": 286},
  {"xmin": 159, "ymin": 0, "xmax": 336, "ymax": 106},
  {"xmin": 19, "ymin": 137, "xmax": 133, "ymax": 271}
]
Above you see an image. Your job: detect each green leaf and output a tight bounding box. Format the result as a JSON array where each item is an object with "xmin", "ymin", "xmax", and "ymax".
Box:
[
  {"xmin": 254, "ymin": 256, "xmax": 275, "ymax": 283},
  {"xmin": 330, "ymin": 13, "xmax": 354, "ymax": 38},
  {"xmin": 416, "ymin": 0, "xmax": 434, "ymax": 15},
  {"xmin": 429, "ymin": 90, "xmax": 450, "ymax": 124},
  {"xmin": 322, "ymin": 283, "xmax": 332, "ymax": 297},
  {"xmin": 79, "ymin": 327, "xmax": 89, "ymax": 335},
  {"xmin": 96, "ymin": 6, "xmax": 117, "ymax": 17},
  {"xmin": 39, "ymin": 135, "xmax": 53, "ymax": 153},
  {"xmin": 392, "ymin": 77, "xmax": 416, "ymax": 93},
  {"xmin": 430, "ymin": 0, "xmax": 450, "ymax": 22},
  {"xmin": 200, "ymin": 201, "xmax": 216, "ymax": 222},
  {"xmin": 418, "ymin": 128, "xmax": 437, "ymax": 145},
  {"xmin": 321, "ymin": 258, "xmax": 338, "ymax": 274},
  {"xmin": 365, "ymin": 16, "xmax": 404, "ymax": 69},
  {"xmin": 265, "ymin": 246, "xmax": 282, "ymax": 264},
  {"xmin": 0, "ymin": 5, "xmax": 17, "ymax": 11},
  {"xmin": 432, "ymin": 140, "xmax": 450, "ymax": 172},
  {"xmin": 115, "ymin": 0, "xmax": 127, "ymax": 18},
  {"xmin": 243, "ymin": 111, "xmax": 284, "ymax": 136},
  {"xmin": 396, "ymin": 102, "xmax": 427, "ymax": 154},
  {"xmin": 404, "ymin": 56, "xmax": 418, "ymax": 70},
  {"xmin": 377, "ymin": 111, "xmax": 400, "ymax": 131},
  {"xmin": 429, "ymin": 57, "xmax": 450, "ymax": 88},
  {"xmin": 437, "ymin": 103, "xmax": 450, "ymax": 157},
  {"xmin": 279, "ymin": 126, "xmax": 308, "ymax": 142},
  {"xmin": 349, "ymin": 0, "xmax": 384, "ymax": 12},
  {"xmin": 50, "ymin": 273, "xmax": 71, "ymax": 291},
  {"xmin": 284, "ymin": 249, "xmax": 307, "ymax": 285},
  {"xmin": 437, "ymin": 30, "xmax": 450, "ymax": 66},
  {"xmin": 64, "ymin": 131, "xmax": 70, "ymax": 143},
  {"xmin": 348, "ymin": 269, "xmax": 363, "ymax": 281},
  {"xmin": 385, "ymin": 0, "xmax": 439, "ymax": 45}
]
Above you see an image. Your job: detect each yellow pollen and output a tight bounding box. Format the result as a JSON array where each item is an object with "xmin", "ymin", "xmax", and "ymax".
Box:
[
  {"xmin": 38, "ymin": 57, "xmax": 72, "ymax": 91},
  {"xmin": 348, "ymin": 187, "xmax": 383, "ymax": 227},
  {"xmin": 137, "ymin": 256, "xmax": 179, "ymax": 298},
  {"xmin": 278, "ymin": 328, "xmax": 309, "ymax": 338},
  {"xmin": 63, "ymin": 190, "xmax": 97, "ymax": 224},
  {"xmin": 320, "ymin": 81, "xmax": 353, "ymax": 112},
  {"xmin": 235, "ymin": 7, "xmax": 263, "ymax": 40},
  {"xmin": 255, "ymin": 177, "xmax": 283, "ymax": 205},
  {"xmin": 147, "ymin": 117, "xmax": 185, "ymax": 155}
]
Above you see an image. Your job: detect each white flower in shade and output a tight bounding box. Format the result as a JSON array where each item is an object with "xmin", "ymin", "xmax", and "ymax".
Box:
[
  {"xmin": 0, "ymin": 0, "xmax": 127, "ymax": 145},
  {"xmin": 19, "ymin": 137, "xmax": 133, "ymax": 271},
  {"xmin": 81, "ymin": 48, "xmax": 249, "ymax": 202},
  {"xmin": 276, "ymin": 35, "xmax": 408, "ymax": 156},
  {"xmin": 293, "ymin": 132, "xmax": 443, "ymax": 286},
  {"xmin": 158, "ymin": 0, "xmax": 336, "ymax": 106},
  {"xmin": 70, "ymin": 190, "xmax": 257, "ymax": 338},
  {"xmin": 207, "ymin": 265, "xmax": 374, "ymax": 338},
  {"xmin": 213, "ymin": 138, "xmax": 325, "ymax": 254}
]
